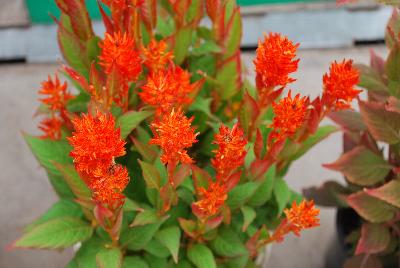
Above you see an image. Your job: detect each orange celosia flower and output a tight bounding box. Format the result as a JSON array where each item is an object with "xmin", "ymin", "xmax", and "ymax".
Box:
[
  {"xmin": 284, "ymin": 200, "xmax": 320, "ymax": 236},
  {"xmin": 322, "ymin": 59, "xmax": 361, "ymax": 110},
  {"xmin": 212, "ymin": 123, "xmax": 247, "ymax": 182},
  {"xmin": 270, "ymin": 91, "xmax": 308, "ymax": 141},
  {"xmin": 68, "ymin": 112, "xmax": 126, "ymax": 180},
  {"xmin": 271, "ymin": 200, "xmax": 320, "ymax": 242},
  {"xmin": 99, "ymin": 32, "xmax": 142, "ymax": 82},
  {"xmin": 192, "ymin": 182, "xmax": 227, "ymax": 219},
  {"xmin": 91, "ymin": 164, "xmax": 129, "ymax": 207},
  {"xmin": 142, "ymin": 39, "xmax": 174, "ymax": 71},
  {"xmin": 39, "ymin": 117, "xmax": 62, "ymax": 140},
  {"xmin": 38, "ymin": 74, "xmax": 74, "ymax": 111},
  {"xmin": 254, "ymin": 33, "xmax": 299, "ymax": 90},
  {"xmin": 149, "ymin": 108, "xmax": 198, "ymax": 165},
  {"xmin": 140, "ymin": 65, "xmax": 196, "ymax": 115}
]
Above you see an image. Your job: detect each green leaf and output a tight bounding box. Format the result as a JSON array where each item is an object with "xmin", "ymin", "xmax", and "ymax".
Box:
[
  {"xmin": 191, "ymin": 41, "xmax": 221, "ymax": 56},
  {"xmin": 224, "ymin": 7, "xmax": 242, "ymax": 58},
  {"xmin": 174, "ymin": 26, "xmax": 192, "ymax": 65},
  {"xmin": 123, "ymin": 198, "xmax": 143, "ymax": 212},
  {"xmin": 143, "ymin": 239, "xmax": 170, "ymax": 258},
  {"xmin": 14, "ymin": 217, "xmax": 92, "ymax": 249},
  {"xmin": 130, "ymin": 209, "xmax": 159, "ymax": 227},
  {"xmin": 96, "ymin": 248, "xmax": 123, "ymax": 268},
  {"xmin": 67, "ymin": 92, "xmax": 90, "ymax": 112},
  {"xmin": 273, "ymin": 178, "xmax": 291, "ymax": 216},
  {"xmin": 227, "ymin": 182, "xmax": 258, "ymax": 209},
  {"xmin": 155, "ymin": 226, "xmax": 181, "ymax": 263},
  {"xmin": 189, "ymin": 97, "xmax": 212, "ymax": 117},
  {"xmin": 187, "ymin": 244, "xmax": 216, "ymax": 268},
  {"xmin": 138, "ymin": 160, "xmax": 161, "ymax": 190},
  {"xmin": 355, "ymin": 223, "xmax": 390, "ymax": 255},
  {"xmin": 355, "ymin": 64, "xmax": 388, "ymax": 94},
  {"xmin": 122, "ymin": 257, "xmax": 149, "ymax": 268},
  {"xmin": 121, "ymin": 221, "xmax": 164, "ymax": 251},
  {"xmin": 215, "ymin": 57, "xmax": 240, "ymax": 100},
  {"xmin": 241, "ymin": 206, "xmax": 256, "ymax": 232},
  {"xmin": 248, "ymin": 165, "xmax": 275, "ymax": 206},
  {"xmin": 365, "ymin": 179, "xmax": 400, "ymax": 208},
  {"xmin": 385, "ymin": 43, "xmax": 400, "ymax": 83},
  {"xmin": 324, "ymin": 146, "xmax": 392, "ymax": 186},
  {"xmin": 24, "ymin": 200, "xmax": 83, "ymax": 232},
  {"xmin": 23, "ymin": 134, "xmax": 72, "ymax": 176},
  {"xmin": 54, "ymin": 163, "xmax": 91, "ymax": 201},
  {"xmin": 75, "ymin": 236, "xmax": 105, "ymax": 268},
  {"xmin": 47, "ymin": 172, "xmax": 75, "ymax": 198},
  {"xmin": 346, "ymin": 191, "xmax": 396, "ymax": 223},
  {"xmin": 210, "ymin": 227, "xmax": 247, "ymax": 258},
  {"xmin": 117, "ymin": 110, "xmax": 153, "ymax": 139},
  {"xmin": 360, "ymin": 100, "xmax": 400, "ymax": 144}
]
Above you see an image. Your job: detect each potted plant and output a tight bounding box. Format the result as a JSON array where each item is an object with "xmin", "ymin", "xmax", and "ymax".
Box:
[
  {"xmin": 10, "ymin": 0, "xmax": 359, "ymax": 267},
  {"xmin": 305, "ymin": 8, "xmax": 400, "ymax": 268}
]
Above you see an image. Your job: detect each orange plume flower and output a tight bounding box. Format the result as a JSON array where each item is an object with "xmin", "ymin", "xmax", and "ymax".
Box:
[
  {"xmin": 271, "ymin": 200, "xmax": 320, "ymax": 242},
  {"xmin": 212, "ymin": 123, "xmax": 247, "ymax": 182},
  {"xmin": 39, "ymin": 117, "xmax": 63, "ymax": 140},
  {"xmin": 149, "ymin": 108, "xmax": 198, "ymax": 165},
  {"xmin": 322, "ymin": 59, "xmax": 361, "ymax": 110},
  {"xmin": 192, "ymin": 182, "xmax": 227, "ymax": 219},
  {"xmin": 38, "ymin": 74, "xmax": 74, "ymax": 111},
  {"xmin": 254, "ymin": 33, "xmax": 299, "ymax": 90},
  {"xmin": 90, "ymin": 164, "xmax": 129, "ymax": 207},
  {"xmin": 140, "ymin": 65, "xmax": 196, "ymax": 115},
  {"xmin": 270, "ymin": 91, "xmax": 308, "ymax": 141},
  {"xmin": 68, "ymin": 112, "xmax": 126, "ymax": 179},
  {"xmin": 99, "ymin": 32, "xmax": 142, "ymax": 82},
  {"xmin": 142, "ymin": 39, "xmax": 174, "ymax": 71}
]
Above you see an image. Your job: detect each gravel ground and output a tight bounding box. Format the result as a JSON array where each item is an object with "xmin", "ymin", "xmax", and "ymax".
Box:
[{"xmin": 0, "ymin": 44, "xmax": 387, "ymax": 268}]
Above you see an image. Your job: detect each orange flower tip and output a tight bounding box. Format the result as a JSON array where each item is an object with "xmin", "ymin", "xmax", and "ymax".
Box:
[
  {"xmin": 149, "ymin": 108, "xmax": 198, "ymax": 165},
  {"xmin": 39, "ymin": 117, "xmax": 63, "ymax": 140},
  {"xmin": 284, "ymin": 199, "xmax": 320, "ymax": 234},
  {"xmin": 142, "ymin": 39, "xmax": 174, "ymax": 71},
  {"xmin": 271, "ymin": 90, "xmax": 308, "ymax": 141},
  {"xmin": 38, "ymin": 73, "xmax": 74, "ymax": 111},
  {"xmin": 140, "ymin": 64, "xmax": 195, "ymax": 115},
  {"xmin": 68, "ymin": 112, "xmax": 126, "ymax": 176},
  {"xmin": 192, "ymin": 182, "xmax": 227, "ymax": 219},
  {"xmin": 254, "ymin": 32, "xmax": 299, "ymax": 90},
  {"xmin": 323, "ymin": 59, "xmax": 361, "ymax": 110},
  {"xmin": 99, "ymin": 32, "xmax": 142, "ymax": 81},
  {"xmin": 211, "ymin": 123, "xmax": 247, "ymax": 182}
]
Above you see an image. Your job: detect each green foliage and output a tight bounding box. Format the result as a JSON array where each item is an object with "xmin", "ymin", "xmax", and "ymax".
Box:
[{"xmin": 187, "ymin": 244, "xmax": 217, "ymax": 268}]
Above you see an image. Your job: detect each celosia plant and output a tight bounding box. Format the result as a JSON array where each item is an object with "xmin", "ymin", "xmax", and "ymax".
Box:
[
  {"xmin": 12, "ymin": 0, "xmax": 359, "ymax": 267},
  {"xmin": 305, "ymin": 9, "xmax": 400, "ymax": 267}
]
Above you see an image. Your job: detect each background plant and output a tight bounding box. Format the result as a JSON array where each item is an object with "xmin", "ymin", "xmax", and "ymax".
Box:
[
  {"xmin": 306, "ymin": 8, "xmax": 400, "ymax": 268},
  {"xmin": 10, "ymin": 0, "xmax": 358, "ymax": 267}
]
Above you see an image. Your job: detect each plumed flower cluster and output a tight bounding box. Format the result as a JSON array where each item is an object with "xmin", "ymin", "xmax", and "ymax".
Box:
[
  {"xmin": 68, "ymin": 112, "xmax": 129, "ymax": 207},
  {"xmin": 192, "ymin": 182, "xmax": 228, "ymax": 219},
  {"xmin": 150, "ymin": 108, "xmax": 198, "ymax": 165},
  {"xmin": 38, "ymin": 74, "xmax": 74, "ymax": 140},
  {"xmin": 142, "ymin": 39, "xmax": 174, "ymax": 72}
]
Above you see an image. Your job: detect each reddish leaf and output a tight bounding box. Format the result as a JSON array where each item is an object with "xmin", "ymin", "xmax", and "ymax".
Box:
[
  {"xmin": 178, "ymin": 218, "xmax": 196, "ymax": 238},
  {"xmin": 365, "ymin": 179, "xmax": 400, "ymax": 208},
  {"xmin": 191, "ymin": 165, "xmax": 212, "ymax": 192},
  {"xmin": 225, "ymin": 171, "xmax": 241, "ymax": 191},
  {"xmin": 206, "ymin": 216, "xmax": 223, "ymax": 230},
  {"xmin": 355, "ymin": 223, "xmax": 390, "ymax": 255},
  {"xmin": 239, "ymin": 91, "xmax": 259, "ymax": 137},
  {"xmin": 140, "ymin": 0, "xmax": 157, "ymax": 32},
  {"xmin": 370, "ymin": 49, "xmax": 385, "ymax": 76},
  {"xmin": 359, "ymin": 100, "xmax": 400, "ymax": 144},
  {"xmin": 172, "ymin": 163, "xmax": 191, "ymax": 187},
  {"xmin": 324, "ymin": 146, "xmax": 392, "ymax": 186},
  {"xmin": 303, "ymin": 180, "xmax": 349, "ymax": 207},
  {"xmin": 346, "ymin": 191, "xmax": 396, "ymax": 223},
  {"xmin": 97, "ymin": 0, "xmax": 114, "ymax": 34},
  {"xmin": 131, "ymin": 137, "xmax": 158, "ymax": 163},
  {"xmin": 63, "ymin": 65, "xmax": 90, "ymax": 92},
  {"xmin": 385, "ymin": 96, "xmax": 400, "ymax": 113},
  {"xmin": 254, "ymin": 129, "xmax": 264, "ymax": 159},
  {"xmin": 328, "ymin": 110, "xmax": 366, "ymax": 132}
]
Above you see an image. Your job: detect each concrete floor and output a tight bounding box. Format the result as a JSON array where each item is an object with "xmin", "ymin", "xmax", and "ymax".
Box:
[{"xmin": 0, "ymin": 45, "xmax": 388, "ymax": 268}]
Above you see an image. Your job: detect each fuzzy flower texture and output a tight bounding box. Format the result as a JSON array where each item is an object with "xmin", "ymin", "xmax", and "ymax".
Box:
[{"xmin": 68, "ymin": 112, "xmax": 129, "ymax": 208}]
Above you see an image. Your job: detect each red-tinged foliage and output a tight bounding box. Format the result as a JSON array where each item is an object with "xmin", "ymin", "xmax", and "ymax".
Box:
[
  {"xmin": 211, "ymin": 123, "xmax": 247, "ymax": 182},
  {"xmin": 192, "ymin": 182, "xmax": 227, "ymax": 219},
  {"xmin": 38, "ymin": 74, "xmax": 74, "ymax": 112},
  {"xmin": 142, "ymin": 39, "xmax": 174, "ymax": 71},
  {"xmin": 323, "ymin": 59, "xmax": 361, "ymax": 110},
  {"xmin": 39, "ymin": 117, "xmax": 63, "ymax": 140},
  {"xmin": 68, "ymin": 112, "xmax": 126, "ymax": 179},
  {"xmin": 149, "ymin": 108, "xmax": 198, "ymax": 165},
  {"xmin": 254, "ymin": 33, "xmax": 299, "ymax": 90},
  {"xmin": 140, "ymin": 65, "xmax": 196, "ymax": 115},
  {"xmin": 270, "ymin": 91, "xmax": 309, "ymax": 142},
  {"xmin": 99, "ymin": 32, "xmax": 142, "ymax": 82}
]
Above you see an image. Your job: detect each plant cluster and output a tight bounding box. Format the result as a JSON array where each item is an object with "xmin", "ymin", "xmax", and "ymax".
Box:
[
  {"xmin": 12, "ymin": 0, "xmax": 360, "ymax": 267},
  {"xmin": 306, "ymin": 9, "xmax": 400, "ymax": 267}
]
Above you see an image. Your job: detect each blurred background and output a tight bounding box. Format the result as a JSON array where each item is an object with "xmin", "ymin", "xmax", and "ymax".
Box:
[{"xmin": 0, "ymin": 0, "xmax": 391, "ymax": 267}]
